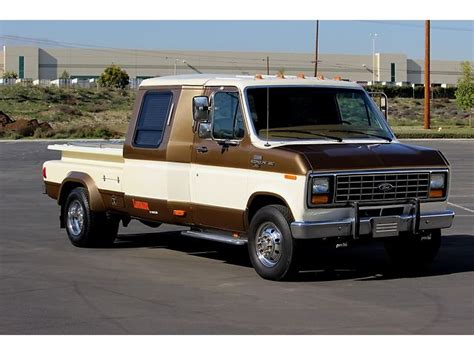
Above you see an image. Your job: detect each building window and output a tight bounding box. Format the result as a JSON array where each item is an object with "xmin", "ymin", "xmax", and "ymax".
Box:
[
  {"xmin": 133, "ymin": 91, "xmax": 173, "ymax": 148},
  {"xmin": 19, "ymin": 56, "xmax": 25, "ymax": 79},
  {"xmin": 390, "ymin": 63, "xmax": 396, "ymax": 82}
]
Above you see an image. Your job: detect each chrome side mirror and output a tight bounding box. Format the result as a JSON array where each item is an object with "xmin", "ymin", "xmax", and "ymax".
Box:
[
  {"xmin": 193, "ymin": 96, "xmax": 210, "ymax": 122},
  {"xmin": 198, "ymin": 122, "xmax": 212, "ymax": 139}
]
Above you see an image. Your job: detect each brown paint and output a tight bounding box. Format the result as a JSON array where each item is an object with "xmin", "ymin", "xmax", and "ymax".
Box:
[
  {"xmin": 166, "ymin": 87, "xmax": 204, "ymax": 163},
  {"xmin": 59, "ymin": 172, "xmax": 106, "ymax": 211},
  {"xmin": 123, "ymin": 86, "xmax": 182, "ymax": 161},
  {"xmin": 191, "ymin": 203, "xmax": 245, "ymax": 232},
  {"xmin": 277, "ymin": 143, "xmax": 447, "ymax": 172},
  {"xmin": 99, "ymin": 189, "xmax": 126, "ymax": 211},
  {"xmin": 44, "ymin": 181, "xmax": 60, "ymax": 199},
  {"xmin": 119, "ymin": 193, "xmax": 245, "ymax": 232}
]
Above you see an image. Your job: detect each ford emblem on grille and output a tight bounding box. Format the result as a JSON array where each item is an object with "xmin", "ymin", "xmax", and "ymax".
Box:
[{"xmin": 378, "ymin": 182, "xmax": 394, "ymax": 192}]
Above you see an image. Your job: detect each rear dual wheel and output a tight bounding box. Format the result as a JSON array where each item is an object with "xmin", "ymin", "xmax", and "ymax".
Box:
[{"xmin": 64, "ymin": 187, "xmax": 119, "ymax": 247}]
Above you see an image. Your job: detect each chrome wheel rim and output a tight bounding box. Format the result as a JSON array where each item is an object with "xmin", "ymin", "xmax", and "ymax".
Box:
[
  {"xmin": 67, "ymin": 200, "xmax": 84, "ymax": 237},
  {"xmin": 255, "ymin": 222, "xmax": 282, "ymax": 268}
]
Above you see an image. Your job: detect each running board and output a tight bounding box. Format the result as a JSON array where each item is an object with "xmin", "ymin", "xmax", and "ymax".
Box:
[{"xmin": 181, "ymin": 230, "xmax": 247, "ymax": 246}]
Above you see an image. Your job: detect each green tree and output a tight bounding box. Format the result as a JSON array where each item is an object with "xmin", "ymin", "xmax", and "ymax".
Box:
[
  {"xmin": 59, "ymin": 70, "xmax": 70, "ymax": 79},
  {"xmin": 2, "ymin": 71, "xmax": 18, "ymax": 80},
  {"xmin": 98, "ymin": 64, "xmax": 130, "ymax": 89},
  {"xmin": 455, "ymin": 61, "xmax": 473, "ymax": 127}
]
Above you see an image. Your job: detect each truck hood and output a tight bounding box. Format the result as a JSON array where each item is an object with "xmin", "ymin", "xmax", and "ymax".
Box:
[{"xmin": 278, "ymin": 142, "xmax": 448, "ymax": 172}]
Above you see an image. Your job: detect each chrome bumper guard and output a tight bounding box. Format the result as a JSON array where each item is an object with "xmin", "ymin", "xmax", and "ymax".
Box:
[{"xmin": 291, "ymin": 208, "xmax": 455, "ymax": 240}]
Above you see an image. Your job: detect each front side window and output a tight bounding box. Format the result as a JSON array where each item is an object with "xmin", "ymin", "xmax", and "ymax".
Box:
[
  {"xmin": 211, "ymin": 92, "xmax": 245, "ymax": 140},
  {"xmin": 134, "ymin": 91, "xmax": 173, "ymax": 147},
  {"xmin": 246, "ymin": 87, "xmax": 393, "ymax": 142}
]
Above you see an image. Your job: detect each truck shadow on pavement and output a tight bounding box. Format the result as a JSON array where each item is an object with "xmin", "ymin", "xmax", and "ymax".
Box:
[{"xmin": 113, "ymin": 231, "xmax": 474, "ymax": 282}]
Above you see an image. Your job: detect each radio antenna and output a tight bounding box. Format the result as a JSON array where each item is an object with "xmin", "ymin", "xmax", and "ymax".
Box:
[{"xmin": 265, "ymin": 87, "xmax": 270, "ymax": 147}]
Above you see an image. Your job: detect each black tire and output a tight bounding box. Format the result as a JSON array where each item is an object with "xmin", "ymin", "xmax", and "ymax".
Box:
[
  {"xmin": 384, "ymin": 229, "xmax": 441, "ymax": 270},
  {"xmin": 139, "ymin": 220, "xmax": 162, "ymax": 228},
  {"xmin": 248, "ymin": 205, "xmax": 298, "ymax": 281},
  {"xmin": 64, "ymin": 187, "xmax": 119, "ymax": 248}
]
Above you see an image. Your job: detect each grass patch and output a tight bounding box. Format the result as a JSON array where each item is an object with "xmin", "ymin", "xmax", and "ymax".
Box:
[
  {"xmin": 30, "ymin": 125, "xmax": 122, "ymax": 139},
  {"xmin": 393, "ymin": 126, "xmax": 474, "ymax": 138}
]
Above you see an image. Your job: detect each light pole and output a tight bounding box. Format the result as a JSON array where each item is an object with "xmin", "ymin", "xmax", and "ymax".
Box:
[
  {"xmin": 314, "ymin": 20, "xmax": 319, "ymax": 77},
  {"xmin": 370, "ymin": 33, "xmax": 378, "ymax": 84}
]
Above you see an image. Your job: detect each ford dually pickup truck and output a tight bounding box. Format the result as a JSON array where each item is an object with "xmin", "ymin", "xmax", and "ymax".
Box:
[{"xmin": 43, "ymin": 74, "xmax": 455, "ymax": 280}]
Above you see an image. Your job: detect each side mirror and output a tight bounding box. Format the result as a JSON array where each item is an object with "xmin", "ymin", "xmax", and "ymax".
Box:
[
  {"xmin": 368, "ymin": 91, "xmax": 388, "ymax": 120},
  {"xmin": 193, "ymin": 96, "xmax": 210, "ymax": 122},
  {"xmin": 198, "ymin": 122, "xmax": 212, "ymax": 139}
]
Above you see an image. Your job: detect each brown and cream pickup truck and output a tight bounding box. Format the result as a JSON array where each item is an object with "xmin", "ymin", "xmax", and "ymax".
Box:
[{"xmin": 43, "ymin": 74, "xmax": 455, "ymax": 280}]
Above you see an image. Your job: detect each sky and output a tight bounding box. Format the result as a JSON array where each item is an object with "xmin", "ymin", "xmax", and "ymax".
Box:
[{"xmin": 0, "ymin": 20, "xmax": 473, "ymax": 61}]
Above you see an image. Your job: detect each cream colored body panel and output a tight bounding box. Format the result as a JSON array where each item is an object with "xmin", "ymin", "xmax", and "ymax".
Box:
[
  {"xmin": 191, "ymin": 163, "xmax": 306, "ymax": 219},
  {"xmin": 44, "ymin": 147, "xmax": 124, "ymax": 193},
  {"xmin": 45, "ymin": 145, "xmax": 308, "ymax": 220}
]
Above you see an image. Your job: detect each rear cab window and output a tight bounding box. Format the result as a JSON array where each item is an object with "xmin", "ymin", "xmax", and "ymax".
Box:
[{"xmin": 133, "ymin": 91, "xmax": 173, "ymax": 148}]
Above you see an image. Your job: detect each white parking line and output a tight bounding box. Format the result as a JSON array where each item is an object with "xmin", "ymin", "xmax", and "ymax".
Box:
[{"xmin": 447, "ymin": 202, "xmax": 474, "ymax": 213}]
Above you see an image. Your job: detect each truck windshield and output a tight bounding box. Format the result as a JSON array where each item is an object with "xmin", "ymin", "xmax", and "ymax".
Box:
[{"xmin": 246, "ymin": 87, "xmax": 394, "ymax": 142}]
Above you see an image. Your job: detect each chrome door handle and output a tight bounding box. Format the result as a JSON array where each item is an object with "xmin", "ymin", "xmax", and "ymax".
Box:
[{"xmin": 196, "ymin": 146, "xmax": 208, "ymax": 153}]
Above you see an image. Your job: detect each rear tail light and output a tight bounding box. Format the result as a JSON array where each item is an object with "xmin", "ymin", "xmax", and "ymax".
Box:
[{"xmin": 42, "ymin": 166, "xmax": 47, "ymax": 179}]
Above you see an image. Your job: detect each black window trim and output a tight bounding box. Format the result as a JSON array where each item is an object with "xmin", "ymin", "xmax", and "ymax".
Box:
[{"xmin": 132, "ymin": 90, "xmax": 174, "ymax": 149}]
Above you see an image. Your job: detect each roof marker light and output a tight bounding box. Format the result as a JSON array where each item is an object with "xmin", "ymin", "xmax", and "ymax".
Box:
[
  {"xmin": 334, "ymin": 76, "xmax": 342, "ymax": 81},
  {"xmin": 255, "ymin": 74, "xmax": 263, "ymax": 80},
  {"xmin": 317, "ymin": 75, "xmax": 325, "ymax": 80},
  {"xmin": 276, "ymin": 73, "xmax": 285, "ymax": 79},
  {"xmin": 297, "ymin": 73, "xmax": 306, "ymax": 79}
]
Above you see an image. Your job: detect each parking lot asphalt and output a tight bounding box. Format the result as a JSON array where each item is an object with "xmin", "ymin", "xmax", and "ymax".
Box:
[{"xmin": 0, "ymin": 139, "xmax": 473, "ymax": 334}]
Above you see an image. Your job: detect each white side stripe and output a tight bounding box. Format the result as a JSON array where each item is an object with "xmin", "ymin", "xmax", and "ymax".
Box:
[{"xmin": 447, "ymin": 202, "xmax": 474, "ymax": 213}]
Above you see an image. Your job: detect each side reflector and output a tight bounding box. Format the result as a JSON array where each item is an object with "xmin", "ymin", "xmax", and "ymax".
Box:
[
  {"xmin": 42, "ymin": 166, "xmax": 47, "ymax": 179},
  {"xmin": 173, "ymin": 210, "xmax": 186, "ymax": 217},
  {"xmin": 132, "ymin": 199, "xmax": 149, "ymax": 210},
  {"xmin": 311, "ymin": 195, "xmax": 329, "ymax": 204},
  {"xmin": 284, "ymin": 174, "xmax": 297, "ymax": 180},
  {"xmin": 429, "ymin": 189, "xmax": 444, "ymax": 198}
]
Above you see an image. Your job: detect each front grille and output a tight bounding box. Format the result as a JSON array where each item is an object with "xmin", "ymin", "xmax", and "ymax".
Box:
[{"xmin": 335, "ymin": 172, "xmax": 430, "ymax": 203}]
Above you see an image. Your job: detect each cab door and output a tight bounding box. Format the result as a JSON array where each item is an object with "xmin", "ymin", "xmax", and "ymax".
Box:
[{"xmin": 190, "ymin": 87, "xmax": 250, "ymax": 232}]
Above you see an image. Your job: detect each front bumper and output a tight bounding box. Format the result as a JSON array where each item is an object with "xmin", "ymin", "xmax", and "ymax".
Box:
[{"xmin": 291, "ymin": 210, "xmax": 455, "ymax": 240}]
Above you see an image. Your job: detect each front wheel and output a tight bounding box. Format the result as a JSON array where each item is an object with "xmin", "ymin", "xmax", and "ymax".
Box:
[
  {"xmin": 248, "ymin": 205, "xmax": 298, "ymax": 281},
  {"xmin": 384, "ymin": 229, "xmax": 441, "ymax": 270},
  {"xmin": 64, "ymin": 187, "xmax": 119, "ymax": 247}
]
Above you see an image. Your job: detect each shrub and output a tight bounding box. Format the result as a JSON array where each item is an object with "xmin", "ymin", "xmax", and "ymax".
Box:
[
  {"xmin": 2, "ymin": 71, "xmax": 18, "ymax": 80},
  {"xmin": 98, "ymin": 65, "xmax": 130, "ymax": 89}
]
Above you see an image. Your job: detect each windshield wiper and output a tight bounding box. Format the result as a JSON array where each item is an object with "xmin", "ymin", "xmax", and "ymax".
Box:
[
  {"xmin": 268, "ymin": 129, "xmax": 343, "ymax": 142},
  {"xmin": 329, "ymin": 129, "xmax": 392, "ymax": 142}
]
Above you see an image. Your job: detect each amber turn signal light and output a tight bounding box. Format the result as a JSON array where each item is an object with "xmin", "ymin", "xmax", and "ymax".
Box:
[
  {"xmin": 429, "ymin": 189, "xmax": 444, "ymax": 198},
  {"xmin": 311, "ymin": 194, "xmax": 329, "ymax": 204}
]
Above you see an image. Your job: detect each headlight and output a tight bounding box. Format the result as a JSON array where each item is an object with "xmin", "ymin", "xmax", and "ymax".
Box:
[
  {"xmin": 310, "ymin": 177, "xmax": 332, "ymax": 205},
  {"xmin": 312, "ymin": 177, "xmax": 330, "ymax": 194},
  {"xmin": 430, "ymin": 173, "xmax": 445, "ymax": 189}
]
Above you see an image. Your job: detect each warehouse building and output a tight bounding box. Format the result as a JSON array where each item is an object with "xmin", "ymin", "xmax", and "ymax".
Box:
[{"xmin": 0, "ymin": 45, "xmax": 471, "ymax": 85}]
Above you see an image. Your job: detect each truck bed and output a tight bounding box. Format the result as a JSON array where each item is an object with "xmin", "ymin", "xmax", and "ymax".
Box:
[{"xmin": 46, "ymin": 141, "xmax": 125, "ymax": 193}]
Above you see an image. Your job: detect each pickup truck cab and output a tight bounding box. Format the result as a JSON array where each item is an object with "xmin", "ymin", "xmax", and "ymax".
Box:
[{"xmin": 43, "ymin": 74, "xmax": 455, "ymax": 280}]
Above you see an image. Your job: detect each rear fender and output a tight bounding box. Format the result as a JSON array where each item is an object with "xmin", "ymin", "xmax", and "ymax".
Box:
[{"xmin": 58, "ymin": 172, "xmax": 106, "ymax": 212}]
